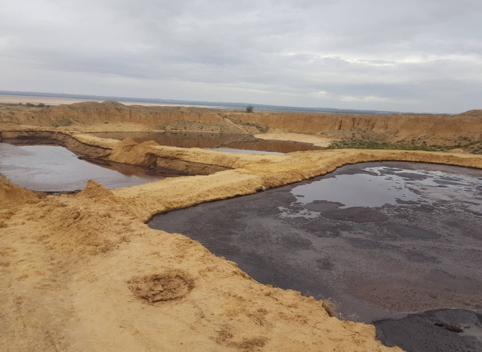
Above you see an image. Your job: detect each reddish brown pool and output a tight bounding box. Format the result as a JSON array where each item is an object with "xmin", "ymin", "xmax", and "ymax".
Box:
[{"xmin": 0, "ymin": 143, "xmax": 167, "ymax": 192}]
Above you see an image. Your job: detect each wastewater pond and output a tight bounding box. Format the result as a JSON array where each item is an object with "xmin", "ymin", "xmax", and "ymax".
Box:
[
  {"xmin": 0, "ymin": 142, "xmax": 167, "ymax": 192},
  {"xmin": 149, "ymin": 161, "xmax": 482, "ymax": 352},
  {"xmin": 88, "ymin": 131, "xmax": 321, "ymax": 154}
]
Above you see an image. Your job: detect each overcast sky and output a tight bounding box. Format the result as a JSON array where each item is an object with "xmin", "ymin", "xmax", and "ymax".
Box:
[{"xmin": 1, "ymin": 0, "xmax": 481, "ymax": 113}]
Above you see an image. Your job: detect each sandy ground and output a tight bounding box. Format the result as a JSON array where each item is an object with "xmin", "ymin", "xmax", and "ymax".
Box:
[{"xmin": 3, "ymin": 117, "xmax": 482, "ymax": 351}]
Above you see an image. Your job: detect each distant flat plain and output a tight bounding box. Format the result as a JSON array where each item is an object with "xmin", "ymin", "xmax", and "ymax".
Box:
[{"xmin": 0, "ymin": 94, "xmax": 219, "ymax": 108}]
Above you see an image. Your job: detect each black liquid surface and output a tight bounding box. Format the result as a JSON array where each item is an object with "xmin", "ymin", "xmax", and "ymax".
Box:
[{"xmin": 149, "ymin": 161, "xmax": 482, "ymax": 351}]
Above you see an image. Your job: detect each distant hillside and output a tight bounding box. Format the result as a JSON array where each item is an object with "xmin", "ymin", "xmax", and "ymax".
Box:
[
  {"xmin": 1, "ymin": 100, "xmax": 480, "ymax": 150},
  {"xmin": 0, "ymin": 90, "xmax": 399, "ymax": 115}
]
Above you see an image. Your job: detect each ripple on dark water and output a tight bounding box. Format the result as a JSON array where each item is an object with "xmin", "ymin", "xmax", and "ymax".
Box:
[{"xmin": 374, "ymin": 309, "xmax": 482, "ymax": 352}]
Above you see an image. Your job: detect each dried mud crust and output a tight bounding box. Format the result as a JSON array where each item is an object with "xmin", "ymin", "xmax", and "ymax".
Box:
[{"xmin": 128, "ymin": 270, "xmax": 194, "ymax": 303}]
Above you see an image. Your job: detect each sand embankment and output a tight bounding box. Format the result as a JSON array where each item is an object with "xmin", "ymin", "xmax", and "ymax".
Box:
[
  {"xmin": 0, "ymin": 174, "xmax": 39, "ymax": 207},
  {"xmin": 1, "ymin": 101, "xmax": 482, "ymax": 146},
  {"xmin": 1, "ymin": 101, "xmax": 482, "ymax": 351},
  {"xmin": 225, "ymin": 110, "xmax": 482, "ymax": 146},
  {"xmin": 0, "ymin": 101, "xmax": 241, "ymax": 133}
]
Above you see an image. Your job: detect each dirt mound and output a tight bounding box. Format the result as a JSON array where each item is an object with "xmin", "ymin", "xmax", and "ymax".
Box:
[
  {"xmin": 0, "ymin": 174, "xmax": 38, "ymax": 206},
  {"xmin": 459, "ymin": 109, "xmax": 482, "ymax": 116},
  {"xmin": 128, "ymin": 270, "xmax": 194, "ymax": 303},
  {"xmin": 118, "ymin": 136, "xmax": 137, "ymax": 147},
  {"xmin": 449, "ymin": 148, "xmax": 469, "ymax": 154},
  {"xmin": 109, "ymin": 138, "xmax": 161, "ymax": 167},
  {"xmin": 78, "ymin": 180, "xmax": 115, "ymax": 200}
]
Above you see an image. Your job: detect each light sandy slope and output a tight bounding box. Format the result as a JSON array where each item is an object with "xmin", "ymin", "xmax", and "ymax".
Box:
[{"xmin": 254, "ymin": 132, "xmax": 335, "ymax": 147}]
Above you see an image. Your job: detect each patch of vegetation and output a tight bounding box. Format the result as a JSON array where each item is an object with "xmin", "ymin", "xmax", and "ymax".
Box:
[
  {"xmin": 0, "ymin": 103, "xmax": 25, "ymax": 107},
  {"xmin": 245, "ymin": 105, "xmax": 254, "ymax": 113},
  {"xmin": 219, "ymin": 114, "xmax": 268, "ymax": 133},
  {"xmin": 51, "ymin": 118, "xmax": 74, "ymax": 127},
  {"xmin": 463, "ymin": 142, "xmax": 482, "ymax": 154},
  {"xmin": 25, "ymin": 102, "xmax": 50, "ymax": 108},
  {"xmin": 321, "ymin": 297, "xmax": 346, "ymax": 319},
  {"xmin": 235, "ymin": 120, "xmax": 268, "ymax": 133},
  {"xmin": 327, "ymin": 138, "xmax": 456, "ymax": 152}
]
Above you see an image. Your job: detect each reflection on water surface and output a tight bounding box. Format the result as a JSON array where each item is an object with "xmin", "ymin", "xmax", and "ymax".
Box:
[
  {"xmin": 0, "ymin": 143, "xmax": 165, "ymax": 192},
  {"xmin": 289, "ymin": 164, "xmax": 482, "ymax": 211}
]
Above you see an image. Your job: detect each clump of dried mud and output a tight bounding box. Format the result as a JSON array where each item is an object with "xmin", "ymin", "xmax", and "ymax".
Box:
[{"xmin": 128, "ymin": 270, "xmax": 194, "ymax": 303}]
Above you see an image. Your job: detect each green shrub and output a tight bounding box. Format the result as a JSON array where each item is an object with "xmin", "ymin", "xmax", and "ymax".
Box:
[{"xmin": 327, "ymin": 138, "xmax": 454, "ymax": 152}]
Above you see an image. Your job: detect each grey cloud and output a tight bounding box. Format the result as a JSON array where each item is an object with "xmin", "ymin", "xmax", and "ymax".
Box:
[{"xmin": 1, "ymin": 0, "xmax": 481, "ymax": 112}]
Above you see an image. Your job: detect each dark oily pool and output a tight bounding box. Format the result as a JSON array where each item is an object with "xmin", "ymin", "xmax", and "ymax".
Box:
[
  {"xmin": 0, "ymin": 143, "xmax": 165, "ymax": 192},
  {"xmin": 149, "ymin": 161, "xmax": 482, "ymax": 351},
  {"xmin": 375, "ymin": 309, "xmax": 482, "ymax": 352}
]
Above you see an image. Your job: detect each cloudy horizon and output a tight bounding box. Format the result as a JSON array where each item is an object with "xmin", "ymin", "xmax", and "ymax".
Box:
[{"xmin": 1, "ymin": 0, "xmax": 481, "ymax": 113}]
